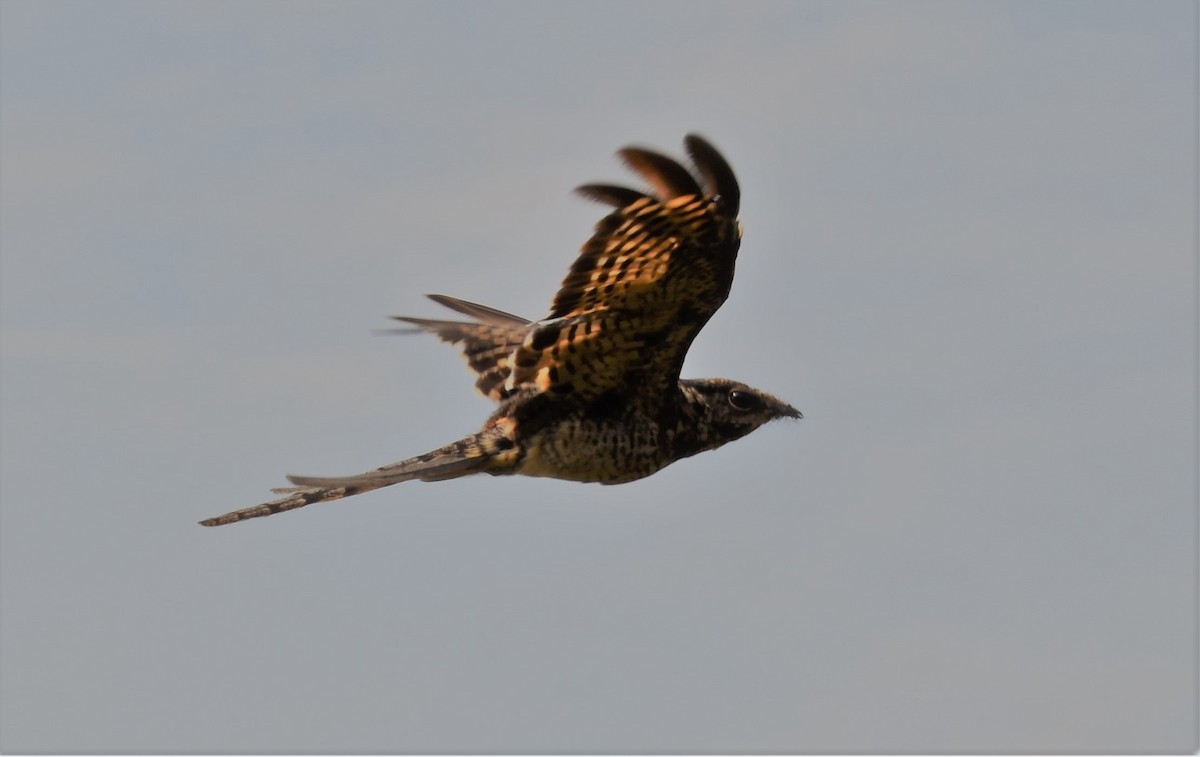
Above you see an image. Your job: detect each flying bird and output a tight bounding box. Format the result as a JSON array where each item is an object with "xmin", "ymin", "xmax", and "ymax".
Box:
[{"xmin": 200, "ymin": 134, "xmax": 801, "ymax": 527}]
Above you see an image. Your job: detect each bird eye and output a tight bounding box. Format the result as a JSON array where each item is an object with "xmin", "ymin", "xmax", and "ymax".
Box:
[{"xmin": 728, "ymin": 390, "xmax": 758, "ymax": 411}]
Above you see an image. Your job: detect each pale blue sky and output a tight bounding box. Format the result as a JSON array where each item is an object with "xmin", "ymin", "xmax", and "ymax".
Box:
[{"xmin": 1, "ymin": 1, "xmax": 1196, "ymax": 752}]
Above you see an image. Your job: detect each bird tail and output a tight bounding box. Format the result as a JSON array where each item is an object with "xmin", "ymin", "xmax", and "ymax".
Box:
[{"xmin": 198, "ymin": 433, "xmax": 504, "ymax": 527}]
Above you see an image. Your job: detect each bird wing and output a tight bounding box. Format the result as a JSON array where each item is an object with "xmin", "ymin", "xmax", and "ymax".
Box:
[
  {"xmin": 388, "ymin": 294, "xmax": 531, "ymax": 403},
  {"xmin": 505, "ymin": 133, "xmax": 742, "ymax": 400}
]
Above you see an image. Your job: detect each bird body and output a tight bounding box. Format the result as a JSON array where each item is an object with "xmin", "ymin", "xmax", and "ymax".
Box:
[{"xmin": 200, "ymin": 134, "xmax": 801, "ymax": 527}]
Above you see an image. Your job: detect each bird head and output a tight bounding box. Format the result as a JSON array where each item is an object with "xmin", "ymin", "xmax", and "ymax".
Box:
[{"xmin": 679, "ymin": 378, "xmax": 802, "ymax": 451}]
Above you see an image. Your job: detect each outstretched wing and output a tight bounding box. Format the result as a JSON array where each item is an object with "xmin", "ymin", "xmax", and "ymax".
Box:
[
  {"xmin": 506, "ymin": 134, "xmax": 742, "ymax": 400},
  {"xmin": 389, "ymin": 294, "xmax": 531, "ymax": 403}
]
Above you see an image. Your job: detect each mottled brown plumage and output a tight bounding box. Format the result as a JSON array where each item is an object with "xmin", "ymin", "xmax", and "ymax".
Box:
[{"xmin": 199, "ymin": 134, "xmax": 800, "ymax": 527}]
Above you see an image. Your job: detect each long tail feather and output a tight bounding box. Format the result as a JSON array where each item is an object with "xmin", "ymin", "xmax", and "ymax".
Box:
[
  {"xmin": 284, "ymin": 449, "xmax": 485, "ymax": 489},
  {"xmin": 198, "ymin": 485, "xmax": 374, "ymax": 527},
  {"xmin": 198, "ymin": 435, "xmax": 497, "ymax": 527}
]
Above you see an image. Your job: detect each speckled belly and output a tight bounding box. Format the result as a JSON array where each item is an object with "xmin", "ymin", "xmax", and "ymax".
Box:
[{"xmin": 514, "ymin": 416, "xmax": 671, "ymax": 484}]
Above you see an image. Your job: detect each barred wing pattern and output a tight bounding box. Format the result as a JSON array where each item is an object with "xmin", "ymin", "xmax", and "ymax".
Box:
[
  {"xmin": 391, "ymin": 294, "xmax": 530, "ymax": 402},
  {"xmin": 391, "ymin": 135, "xmax": 741, "ymax": 404},
  {"xmin": 507, "ymin": 134, "xmax": 742, "ymax": 400},
  {"xmin": 197, "ymin": 134, "xmax": 801, "ymax": 528}
]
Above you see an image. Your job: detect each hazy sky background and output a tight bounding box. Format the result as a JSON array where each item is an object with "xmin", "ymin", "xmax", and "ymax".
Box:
[{"xmin": 1, "ymin": 1, "xmax": 1195, "ymax": 753}]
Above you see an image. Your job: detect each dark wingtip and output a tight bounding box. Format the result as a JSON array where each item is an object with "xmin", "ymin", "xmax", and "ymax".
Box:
[
  {"xmin": 574, "ymin": 183, "xmax": 652, "ymax": 208},
  {"xmin": 618, "ymin": 146, "xmax": 704, "ymax": 200},
  {"xmin": 684, "ymin": 133, "xmax": 740, "ymax": 216},
  {"xmin": 574, "ymin": 135, "xmax": 740, "ymax": 213}
]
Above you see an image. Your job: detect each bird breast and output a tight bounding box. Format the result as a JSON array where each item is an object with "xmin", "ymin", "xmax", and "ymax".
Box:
[{"xmin": 514, "ymin": 414, "xmax": 671, "ymax": 484}]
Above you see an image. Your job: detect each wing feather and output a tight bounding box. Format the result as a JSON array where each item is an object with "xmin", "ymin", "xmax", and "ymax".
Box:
[
  {"xmin": 574, "ymin": 184, "xmax": 652, "ymax": 208},
  {"xmin": 618, "ymin": 147, "xmax": 704, "ymax": 199},
  {"xmin": 685, "ymin": 134, "xmax": 740, "ymax": 216},
  {"xmin": 506, "ymin": 134, "xmax": 742, "ymax": 400},
  {"xmin": 389, "ymin": 295, "xmax": 531, "ymax": 402},
  {"xmin": 391, "ymin": 135, "xmax": 742, "ymax": 405},
  {"xmin": 424, "ymin": 294, "xmax": 530, "ymax": 326}
]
